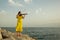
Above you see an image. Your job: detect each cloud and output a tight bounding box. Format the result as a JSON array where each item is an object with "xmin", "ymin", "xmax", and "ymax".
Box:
[
  {"xmin": 0, "ymin": 10, "xmax": 7, "ymax": 15},
  {"xmin": 0, "ymin": 10, "xmax": 7, "ymax": 17},
  {"xmin": 8, "ymin": 0, "xmax": 23, "ymax": 7},
  {"xmin": 36, "ymin": 10, "xmax": 39, "ymax": 13},
  {"xmin": 36, "ymin": 8, "xmax": 42, "ymax": 13},
  {"xmin": 0, "ymin": 10, "xmax": 16, "ymax": 27},
  {"xmin": 24, "ymin": 0, "xmax": 32, "ymax": 4},
  {"xmin": 0, "ymin": 10, "xmax": 6, "ymax": 13}
]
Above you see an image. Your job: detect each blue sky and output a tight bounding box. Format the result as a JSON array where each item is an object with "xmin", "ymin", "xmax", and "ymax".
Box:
[{"xmin": 0, "ymin": 0, "xmax": 60, "ymax": 27}]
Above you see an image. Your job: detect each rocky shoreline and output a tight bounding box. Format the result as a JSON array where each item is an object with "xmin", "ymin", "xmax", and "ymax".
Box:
[{"xmin": 0, "ymin": 28, "xmax": 36, "ymax": 40}]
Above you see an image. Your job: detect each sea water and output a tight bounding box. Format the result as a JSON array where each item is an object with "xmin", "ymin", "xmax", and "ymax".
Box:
[{"xmin": 1, "ymin": 27, "xmax": 60, "ymax": 40}]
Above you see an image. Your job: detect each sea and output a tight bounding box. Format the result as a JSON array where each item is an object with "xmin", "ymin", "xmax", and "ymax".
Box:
[{"xmin": 1, "ymin": 27, "xmax": 60, "ymax": 40}]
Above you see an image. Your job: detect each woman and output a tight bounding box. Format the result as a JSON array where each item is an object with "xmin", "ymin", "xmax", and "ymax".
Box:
[{"xmin": 16, "ymin": 11, "xmax": 26, "ymax": 37}]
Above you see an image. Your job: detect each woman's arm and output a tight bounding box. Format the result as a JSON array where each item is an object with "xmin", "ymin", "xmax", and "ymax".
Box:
[{"xmin": 22, "ymin": 13, "xmax": 27, "ymax": 19}]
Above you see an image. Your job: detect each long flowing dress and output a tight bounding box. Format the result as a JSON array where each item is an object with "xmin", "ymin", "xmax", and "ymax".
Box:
[{"xmin": 16, "ymin": 15, "xmax": 23, "ymax": 32}]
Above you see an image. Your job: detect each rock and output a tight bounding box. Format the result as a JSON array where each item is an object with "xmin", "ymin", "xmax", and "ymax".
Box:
[
  {"xmin": 0, "ymin": 28, "xmax": 36, "ymax": 40},
  {"xmin": 0, "ymin": 31, "xmax": 2, "ymax": 40},
  {"xmin": 0, "ymin": 28, "xmax": 2, "ymax": 40},
  {"xmin": 10, "ymin": 36, "xmax": 16, "ymax": 40}
]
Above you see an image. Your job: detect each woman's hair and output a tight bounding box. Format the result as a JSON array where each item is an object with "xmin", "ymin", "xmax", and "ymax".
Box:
[
  {"xmin": 18, "ymin": 11, "xmax": 21, "ymax": 14},
  {"xmin": 18, "ymin": 11, "xmax": 22, "ymax": 16}
]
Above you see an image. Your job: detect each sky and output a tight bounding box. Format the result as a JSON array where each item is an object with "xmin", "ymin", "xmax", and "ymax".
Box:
[{"xmin": 0, "ymin": 0, "xmax": 60, "ymax": 27}]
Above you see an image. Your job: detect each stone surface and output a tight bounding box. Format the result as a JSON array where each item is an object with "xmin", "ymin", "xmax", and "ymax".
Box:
[
  {"xmin": 0, "ymin": 28, "xmax": 36, "ymax": 40},
  {"xmin": 0, "ymin": 31, "xmax": 2, "ymax": 40},
  {"xmin": 0, "ymin": 28, "xmax": 2, "ymax": 40}
]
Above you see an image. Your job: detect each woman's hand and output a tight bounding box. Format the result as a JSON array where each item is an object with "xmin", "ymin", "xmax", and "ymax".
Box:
[{"xmin": 22, "ymin": 15, "xmax": 25, "ymax": 19}]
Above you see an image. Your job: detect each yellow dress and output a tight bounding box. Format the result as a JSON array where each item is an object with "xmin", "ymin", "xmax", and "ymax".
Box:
[{"xmin": 16, "ymin": 15, "xmax": 23, "ymax": 32}]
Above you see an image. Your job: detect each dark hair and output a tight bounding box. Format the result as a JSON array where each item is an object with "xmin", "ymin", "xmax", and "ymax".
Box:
[
  {"xmin": 18, "ymin": 11, "xmax": 22, "ymax": 16},
  {"xmin": 18, "ymin": 11, "xmax": 21, "ymax": 14}
]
